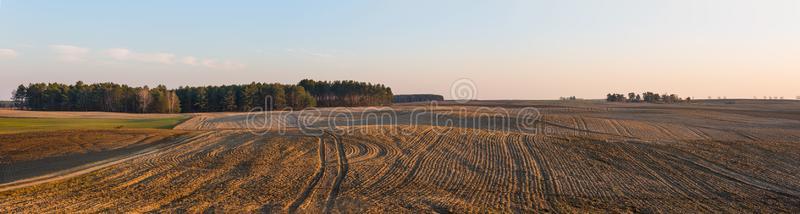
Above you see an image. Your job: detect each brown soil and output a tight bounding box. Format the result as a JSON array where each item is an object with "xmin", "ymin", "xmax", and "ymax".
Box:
[{"xmin": 2, "ymin": 100, "xmax": 800, "ymax": 213}]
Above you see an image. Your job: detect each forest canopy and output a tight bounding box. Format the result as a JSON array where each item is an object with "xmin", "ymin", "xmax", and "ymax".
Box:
[
  {"xmin": 11, "ymin": 79, "xmax": 393, "ymax": 113},
  {"xmin": 298, "ymin": 79, "xmax": 393, "ymax": 107},
  {"xmin": 12, "ymin": 82, "xmax": 180, "ymax": 113}
]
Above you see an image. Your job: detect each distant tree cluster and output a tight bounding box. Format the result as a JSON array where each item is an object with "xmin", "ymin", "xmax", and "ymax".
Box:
[
  {"xmin": 393, "ymin": 94, "xmax": 444, "ymax": 103},
  {"xmin": 175, "ymin": 83, "xmax": 316, "ymax": 112},
  {"xmin": 606, "ymin": 92, "xmax": 689, "ymax": 103},
  {"xmin": 298, "ymin": 79, "xmax": 393, "ymax": 107},
  {"xmin": 12, "ymin": 82, "xmax": 180, "ymax": 113},
  {"xmin": 559, "ymin": 96, "xmax": 578, "ymax": 101},
  {"xmin": 0, "ymin": 101, "xmax": 14, "ymax": 108},
  {"xmin": 761, "ymin": 96, "xmax": 786, "ymax": 100}
]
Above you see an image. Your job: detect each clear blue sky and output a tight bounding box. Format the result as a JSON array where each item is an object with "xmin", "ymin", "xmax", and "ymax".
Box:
[{"xmin": 1, "ymin": 0, "xmax": 798, "ymax": 100}]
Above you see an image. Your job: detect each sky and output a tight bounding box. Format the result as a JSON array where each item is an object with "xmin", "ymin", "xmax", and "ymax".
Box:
[{"xmin": 1, "ymin": 0, "xmax": 798, "ymax": 100}]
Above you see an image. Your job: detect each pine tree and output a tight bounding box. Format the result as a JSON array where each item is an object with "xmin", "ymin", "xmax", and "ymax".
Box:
[
  {"xmin": 241, "ymin": 83, "xmax": 258, "ymax": 111},
  {"xmin": 223, "ymin": 90, "xmax": 238, "ymax": 112},
  {"xmin": 195, "ymin": 87, "xmax": 208, "ymax": 112},
  {"xmin": 272, "ymin": 85, "xmax": 287, "ymax": 110},
  {"xmin": 12, "ymin": 84, "xmax": 27, "ymax": 109}
]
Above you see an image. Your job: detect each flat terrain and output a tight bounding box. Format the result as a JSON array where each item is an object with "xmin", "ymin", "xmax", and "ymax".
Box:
[
  {"xmin": 1, "ymin": 100, "xmax": 799, "ymax": 213},
  {"xmin": 0, "ymin": 109, "xmax": 183, "ymax": 119},
  {"xmin": 0, "ymin": 110, "xmax": 189, "ymax": 134}
]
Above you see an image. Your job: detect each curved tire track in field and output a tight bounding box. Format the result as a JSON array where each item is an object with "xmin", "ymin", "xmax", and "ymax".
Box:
[
  {"xmin": 322, "ymin": 131, "xmax": 349, "ymax": 213},
  {"xmin": 667, "ymin": 147, "xmax": 800, "ymax": 197},
  {"xmin": 611, "ymin": 120, "xmax": 634, "ymax": 138},
  {"xmin": 624, "ymin": 140, "xmax": 800, "ymax": 205},
  {"xmin": 687, "ymin": 126, "xmax": 712, "ymax": 141},
  {"xmin": 505, "ymin": 134, "xmax": 536, "ymax": 212},
  {"xmin": 540, "ymin": 119, "xmax": 621, "ymax": 138},
  {"xmin": 340, "ymin": 132, "xmax": 391, "ymax": 165},
  {"xmin": 651, "ymin": 123, "xmax": 680, "ymax": 140},
  {"xmin": 393, "ymin": 128, "xmax": 450, "ymax": 194},
  {"xmin": 354, "ymin": 127, "xmax": 435, "ymax": 199},
  {"xmin": 610, "ymin": 141, "xmax": 714, "ymax": 212},
  {"xmin": 522, "ymin": 134, "xmax": 562, "ymax": 213},
  {"xmin": 286, "ymin": 137, "xmax": 326, "ymax": 213}
]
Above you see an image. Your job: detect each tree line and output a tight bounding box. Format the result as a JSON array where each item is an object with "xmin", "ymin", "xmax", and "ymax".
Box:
[
  {"xmin": 298, "ymin": 79, "xmax": 393, "ymax": 107},
  {"xmin": 12, "ymin": 82, "xmax": 181, "ymax": 113},
  {"xmin": 606, "ymin": 92, "xmax": 690, "ymax": 103},
  {"xmin": 174, "ymin": 83, "xmax": 316, "ymax": 112},
  {"xmin": 11, "ymin": 79, "xmax": 393, "ymax": 113},
  {"xmin": 393, "ymin": 94, "xmax": 444, "ymax": 103}
]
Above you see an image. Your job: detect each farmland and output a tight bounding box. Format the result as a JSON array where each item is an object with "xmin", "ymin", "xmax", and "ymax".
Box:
[
  {"xmin": 0, "ymin": 109, "xmax": 189, "ymax": 134},
  {"xmin": 1, "ymin": 100, "xmax": 799, "ymax": 213}
]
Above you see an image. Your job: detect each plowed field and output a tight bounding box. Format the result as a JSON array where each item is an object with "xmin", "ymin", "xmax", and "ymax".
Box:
[{"xmin": 2, "ymin": 100, "xmax": 799, "ymax": 213}]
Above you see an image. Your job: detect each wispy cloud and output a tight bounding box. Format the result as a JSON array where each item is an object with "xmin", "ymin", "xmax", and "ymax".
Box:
[
  {"xmin": 180, "ymin": 55, "xmax": 244, "ymax": 70},
  {"xmin": 181, "ymin": 56, "xmax": 198, "ymax": 66},
  {"xmin": 286, "ymin": 48, "xmax": 335, "ymax": 58},
  {"xmin": 0, "ymin": 48, "xmax": 18, "ymax": 59},
  {"xmin": 50, "ymin": 45, "xmax": 89, "ymax": 62},
  {"xmin": 47, "ymin": 45, "xmax": 244, "ymax": 70},
  {"xmin": 105, "ymin": 48, "xmax": 176, "ymax": 64},
  {"xmin": 104, "ymin": 48, "xmax": 244, "ymax": 70},
  {"xmin": 199, "ymin": 59, "xmax": 246, "ymax": 70}
]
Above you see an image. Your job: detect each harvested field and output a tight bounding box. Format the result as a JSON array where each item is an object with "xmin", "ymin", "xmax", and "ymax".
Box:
[
  {"xmin": 0, "ymin": 109, "xmax": 183, "ymax": 119},
  {"xmin": 1, "ymin": 100, "xmax": 800, "ymax": 213},
  {"xmin": 0, "ymin": 130, "xmax": 188, "ymax": 186},
  {"xmin": 0, "ymin": 110, "xmax": 190, "ymax": 134},
  {"xmin": 0, "ymin": 129, "xmax": 184, "ymax": 164},
  {"xmin": 0, "ymin": 130, "xmax": 320, "ymax": 212}
]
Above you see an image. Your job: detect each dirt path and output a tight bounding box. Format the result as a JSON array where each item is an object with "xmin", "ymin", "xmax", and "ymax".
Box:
[
  {"xmin": 323, "ymin": 131, "xmax": 349, "ymax": 213},
  {"xmin": 286, "ymin": 137, "xmax": 326, "ymax": 213},
  {"xmin": 0, "ymin": 133, "xmax": 200, "ymax": 192}
]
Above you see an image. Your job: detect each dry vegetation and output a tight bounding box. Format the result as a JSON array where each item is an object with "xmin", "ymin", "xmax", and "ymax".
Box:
[
  {"xmin": 0, "ymin": 109, "xmax": 182, "ymax": 119},
  {"xmin": 1, "ymin": 100, "xmax": 799, "ymax": 213},
  {"xmin": 0, "ymin": 129, "xmax": 182, "ymax": 163}
]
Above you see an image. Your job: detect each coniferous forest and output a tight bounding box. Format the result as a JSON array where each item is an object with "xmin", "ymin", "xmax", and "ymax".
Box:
[
  {"xmin": 11, "ymin": 79, "xmax": 393, "ymax": 113},
  {"xmin": 11, "ymin": 82, "xmax": 181, "ymax": 113}
]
